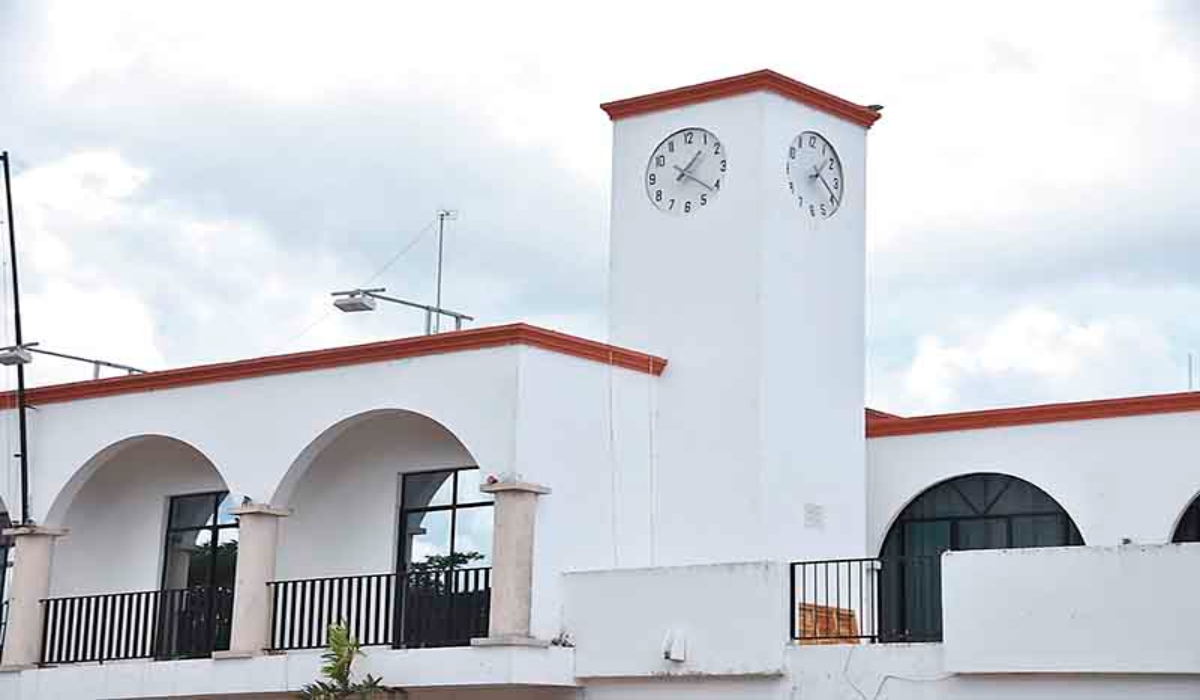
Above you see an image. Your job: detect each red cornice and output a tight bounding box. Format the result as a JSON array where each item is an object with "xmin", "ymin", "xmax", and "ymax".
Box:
[
  {"xmin": 0, "ymin": 324, "xmax": 667, "ymax": 410},
  {"xmin": 600, "ymin": 69, "xmax": 882, "ymax": 128},
  {"xmin": 867, "ymin": 391, "xmax": 1200, "ymax": 438}
]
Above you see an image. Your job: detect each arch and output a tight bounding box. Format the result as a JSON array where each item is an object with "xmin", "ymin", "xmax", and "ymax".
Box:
[
  {"xmin": 270, "ymin": 408, "xmax": 482, "ymax": 582},
  {"xmin": 1171, "ymin": 492, "xmax": 1200, "ymax": 543},
  {"xmin": 46, "ymin": 434, "xmax": 231, "ymax": 600},
  {"xmin": 44, "ymin": 434, "xmax": 230, "ymax": 529},
  {"xmin": 880, "ymin": 472, "xmax": 1085, "ymax": 557},
  {"xmin": 269, "ymin": 408, "xmax": 481, "ymax": 509},
  {"xmin": 876, "ymin": 472, "xmax": 1084, "ymax": 643}
]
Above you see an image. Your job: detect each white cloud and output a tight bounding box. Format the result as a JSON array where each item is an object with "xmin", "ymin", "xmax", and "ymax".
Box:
[{"xmin": 883, "ymin": 307, "xmax": 1183, "ymax": 414}]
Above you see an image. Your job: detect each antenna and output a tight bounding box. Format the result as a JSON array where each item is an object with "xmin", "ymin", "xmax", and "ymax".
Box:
[{"xmin": 434, "ymin": 209, "xmax": 457, "ymax": 332}]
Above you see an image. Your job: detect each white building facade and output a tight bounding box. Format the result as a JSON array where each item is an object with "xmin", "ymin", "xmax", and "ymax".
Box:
[{"xmin": 0, "ymin": 70, "xmax": 1199, "ymax": 699}]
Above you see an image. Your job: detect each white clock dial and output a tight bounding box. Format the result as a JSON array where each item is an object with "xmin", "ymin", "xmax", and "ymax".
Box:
[
  {"xmin": 786, "ymin": 131, "xmax": 844, "ymax": 219},
  {"xmin": 645, "ymin": 128, "xmax": 726, "ymax": 215}
]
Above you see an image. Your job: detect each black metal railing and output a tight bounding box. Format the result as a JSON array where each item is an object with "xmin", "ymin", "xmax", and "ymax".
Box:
[
  {"xmin": 40, "ymin": 586, "xmax": 233, "ymax": 664},
  {"xmin": 790, "ymin": 556, "xmax": 942, "ymax": 644},
  {"xmin": 268, "ymin": 567, "xmax": 491, "ymax": 651}
]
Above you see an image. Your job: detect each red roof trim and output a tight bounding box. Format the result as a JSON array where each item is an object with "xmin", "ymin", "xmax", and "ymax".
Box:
[
  {"xmin": 867, "ymin": 391, "xmax": 1200, "ymax": 438},
  {"xmin": 600, "ymin": 69, "xmax": 881, "ymax": 128},
  {"xmin": 0, "ymin": 324, "xmax": 667, "ymax": 409}
]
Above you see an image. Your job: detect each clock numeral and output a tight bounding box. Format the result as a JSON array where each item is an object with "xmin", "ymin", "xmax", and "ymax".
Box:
[
  {"xmin": 714, "ymin": 178, "xmax": 721, "ymax": 190},
  {"xmin": 809, "ymin": 204, "xmax": 816, "ymax": 217},
  {"xmin": 700, "ymin": 194, "xmax": 708, "ymax": 206},
  {"xmin": 829, "ymin": 157, "xmax": 836, "ymax": 170},
  {"xmin": 788, "ymin": 146, "xmax": 796, "ymax": 159},
  {"xmin": 720, "ymin": 159, "xmax": 727, "ymax": 173},
  {"xmin": 684, "ymin": 132, "xmax": 694, "ymax": 145},
  {"xmin": 714, "ymin": 143, "xmax": 722, "ymax": 155},
  {"xmin": 668, "ymin": 140, "xmax": 675, "ymax": 153},
  {"xmin": 656, "ymin": 155, "xmax": 666, "ymax": 168},
  {"xmin": 703, "ymin": 132, "xmax": 708, "ymax": 145},
  {"xmin": 648, "ymin": 173, "xmax": 657, "ymax": 185},
  {"xmin": 820, "ymin": 203, "xmax": 828, "ymax": 216},
  {"xmin": 832, "ymin": 177, "xmax": 839, "ymax": 190},
  {"xmin": 808, "ymin": 135, "xmax": 816, "ymax": 147},
  {"xmin": 655, "ymin": 189, "xmax": 662, "ymax": 202},
  {"xmin": 797, "ymin": 195, "xmax": 804, "ymax": 207},
  {"xmin": 684, "ymin": 201, "xmax": 692, "ymax": 213},
  {"xmin": 669, "ymin": 198, "xmax": 676, "ymax": 210}
]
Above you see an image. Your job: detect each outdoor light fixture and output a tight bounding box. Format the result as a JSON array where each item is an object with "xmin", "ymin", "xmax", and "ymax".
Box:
[
  {"xmin": 0, "ymin": 344, "xmax": 32, "ymax": 366},
  {"xmin": 329, "ymin": 287, "xmax": 473, "ymax": 335},
  {"xmin": 332, "ymin": 289, "xmax": 379, "ymax": 313}
]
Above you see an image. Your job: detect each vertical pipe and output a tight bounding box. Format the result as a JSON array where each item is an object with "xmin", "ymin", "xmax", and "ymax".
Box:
[{"xmin": 1, "ymin": 152, "xmax": 31, "ymax": 525}]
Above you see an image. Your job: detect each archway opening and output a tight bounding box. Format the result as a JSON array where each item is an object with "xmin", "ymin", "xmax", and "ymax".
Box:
[
  {"xmin": 45, "ymin": 435, "xmax": 234, "ymax": 661},
  {"xmin": 879, "ymin": 473, "xmax": 1084, "ymax": 642},
  {"xmin": 272, "ymin": 409, "xmax": 490, "ymax": 650}
]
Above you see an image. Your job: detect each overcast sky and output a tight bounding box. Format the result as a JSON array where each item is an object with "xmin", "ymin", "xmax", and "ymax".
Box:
[{"xmin": 1, "ymin": 0, "xmax": 1198, "ymax": 415}]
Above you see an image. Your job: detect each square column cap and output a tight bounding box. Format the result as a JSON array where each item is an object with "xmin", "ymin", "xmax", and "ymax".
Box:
[{"xmin": 481, "ymin": 480, "xmax": 551, "ymax": 495}]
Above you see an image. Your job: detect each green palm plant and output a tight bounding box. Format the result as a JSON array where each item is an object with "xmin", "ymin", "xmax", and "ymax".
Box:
[{"xmin": 299, "ymin": 623, "xmax": 386, "ymax": 699}]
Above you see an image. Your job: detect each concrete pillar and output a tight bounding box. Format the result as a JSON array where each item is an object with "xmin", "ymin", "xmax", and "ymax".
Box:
[
  {"xmin": 472, "ymin": 480, "xmax": 550, "ymax": 648},
  {"xmin": 0, "ymin": 526, "xmax": 67, "ymax": 669},
  {"xmin": 220, "ymin": 503, "xmax": 288, "ymax": 658}
]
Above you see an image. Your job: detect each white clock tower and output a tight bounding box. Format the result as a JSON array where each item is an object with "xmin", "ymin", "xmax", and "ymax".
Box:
[{"xmin": 603, "ymin": 70, "xmax": 881, "ymax": 565}]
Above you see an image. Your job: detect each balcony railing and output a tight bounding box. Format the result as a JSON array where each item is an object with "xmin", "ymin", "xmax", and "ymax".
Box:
[
  {"xmin": 40, "ymin": 586, "xmax": 233, "ymax": 664},
  {"xmin": 790, "ymin": 556, "xmax": 942, "ymax": 644},
  {"xmin": 268, "ymin": 567, "xmax": 491, "ymax": 651}
]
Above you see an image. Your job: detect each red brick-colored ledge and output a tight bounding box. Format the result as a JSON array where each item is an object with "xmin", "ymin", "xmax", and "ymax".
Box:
[
  {"xmin": 600, "ymin": 69, "xmax": 882, "ymax": 128},
  {"xmin": 0, "ymin": 324, "xmax": 668, "ymax": 409},
  {"xmin": 867, "ymin": 391, "xmax": 1200, "ymax": 438}
]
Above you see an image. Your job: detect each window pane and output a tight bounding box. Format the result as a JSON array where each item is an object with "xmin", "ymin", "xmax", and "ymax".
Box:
[
  {"xmin": 1011, "ymin": 515, "xmax": 1068, "ymax": 548},
  {"xmin": 901, "ymin": 521, "xmax": 951, "ymax": 557},
  {"xmin": 989, "ymin": 479, "xmax": 1059, "ymax": 515},
  {"xmin": 402, "ymin": 510, "xmax": 451, "ymax": 568},
  {"xmin": 956, "ymin": 518, "xmax": 1008, "ymax": 550},
  {"xmin": 904, "ymin": 483, "xmax": 976, "ymax": 519},
  {"xmin": 455, "ymin": 469, "xmax": 493, "ymax": 505},
  {"xmin": 163, "ymin": 529, "xmax": 213, "ymax": 589},
  {"xmin": 403, "ymin": 472, "xmax": 453, "ymax": 510},
  {"xmin": 216, "ymin": 493, "xmax": 242, "ymax": 525},
  {"xmin": 213, "ymin": 529, "xmax": 239, "ymax": 590},
  {"xmin": 169, "ymin": 493, "xmax": 221, "ymax": 530},
  {"xmin": 453, "ymin": 506, "xmax": 494, "ymax": 567}
]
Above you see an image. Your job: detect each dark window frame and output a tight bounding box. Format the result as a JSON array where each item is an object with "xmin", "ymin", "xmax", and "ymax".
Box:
[
  {"xmin": 160, "ymin": 490, "xmax": 239, "ymax": 593},
  {"xmin": 395, "ymin": 466, "xmax": 493, "ymax": 574}
]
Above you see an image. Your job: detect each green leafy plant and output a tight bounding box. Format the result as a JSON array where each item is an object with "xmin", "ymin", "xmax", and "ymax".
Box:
[{"xmin": 299, "ymin": 623, "xmax": 386, "ymax": 699}]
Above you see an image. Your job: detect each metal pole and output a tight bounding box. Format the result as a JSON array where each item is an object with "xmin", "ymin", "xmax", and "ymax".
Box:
[
  {"xmin": 435, "ymin": 212, "xmax": 446, "ymax": 333},
  {"xmin": 2, "ymin": 152, "xmax": 31, "ymax": 524}
]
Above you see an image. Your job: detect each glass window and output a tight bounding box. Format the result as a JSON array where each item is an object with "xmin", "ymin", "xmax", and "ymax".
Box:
[
  {"xmin": 162, "ymin": 492, "xmax": 239, "ymax": 592},
  {"xmin": 403, "ymin": 472, "xmax": 454, "ymax": 510},
  {"xmin": 159, "ymin": 491, "xmax": 240, "ymax": 658},
  {"xmin": 399, "ymin": 468, "xmax": 493, "ymax": 572}
]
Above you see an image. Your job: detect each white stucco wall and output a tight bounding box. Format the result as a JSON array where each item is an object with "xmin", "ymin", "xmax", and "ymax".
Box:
[
  {"xmin": 942, "ymin": 543, "xmax": 1200, "ymax": 673},
  {"xmin": 563, "ymin": 561, "xmax": 788, "ymax": 680},
  {"xmin": 867, "ymin": 411, "xmax": 1200, "ymax": 552}
]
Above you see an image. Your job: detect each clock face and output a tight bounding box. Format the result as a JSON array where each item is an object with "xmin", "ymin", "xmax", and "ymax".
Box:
[
  {"xmin": 645, "ymin": 128, "xmax": 725, "ymax": 216},
  {"xmin": 786, "ymin": 131, "xmax": 844, "ymax": 219}
]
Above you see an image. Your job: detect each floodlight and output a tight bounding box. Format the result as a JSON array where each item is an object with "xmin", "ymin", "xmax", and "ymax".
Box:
[
  {"xmin": 0, "ymin": 346, "xmax": 32, "ymax": 366},
  {"xmin": 332, "ymin": 291, "xmax": 377, "ymax": 313}
]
